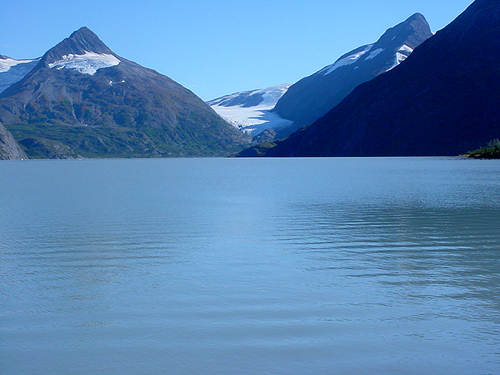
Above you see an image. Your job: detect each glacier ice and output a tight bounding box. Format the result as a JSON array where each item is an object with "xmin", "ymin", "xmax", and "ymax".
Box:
[{"xmin": 48, "ymin": 52, "xmax": 120, "ymax": 75}]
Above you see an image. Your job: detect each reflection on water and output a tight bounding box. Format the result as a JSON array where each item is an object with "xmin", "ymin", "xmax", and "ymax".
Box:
[
  {"xmin": 0, "ymin": 157, "xmax": 499, "ymax": 375},
  {"xmin": 287, "ymin": 203, "xmax": 500, "ymax": 318}
]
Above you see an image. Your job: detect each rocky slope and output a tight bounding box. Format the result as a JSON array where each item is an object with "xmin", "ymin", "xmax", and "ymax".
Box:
[
  {"xmin": 0, "ymin": 27, "xmax": 249, "ymax": 158},
  {"xmin": 0, "ymin": 124, "xmax": 27, "ymax": 160}
]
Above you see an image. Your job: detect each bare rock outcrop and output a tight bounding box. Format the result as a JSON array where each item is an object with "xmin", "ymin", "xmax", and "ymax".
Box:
[{"xmin": 0, "ymin": 124, "xmax": 27, "ymax": 160}]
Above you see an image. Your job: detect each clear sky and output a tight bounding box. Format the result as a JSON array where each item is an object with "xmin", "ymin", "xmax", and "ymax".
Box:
[{"xmin": 2, "ymin": 0, "xmax": 473, "ymax": 101}]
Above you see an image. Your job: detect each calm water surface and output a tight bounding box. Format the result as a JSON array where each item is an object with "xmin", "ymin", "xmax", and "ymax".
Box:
[{"xmin": 1, "ymin": 157, "xmax": 499, "ymax": 374}]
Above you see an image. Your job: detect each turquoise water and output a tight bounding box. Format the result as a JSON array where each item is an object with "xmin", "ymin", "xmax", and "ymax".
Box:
[{"xmin": 1, "ymin": 157, "xmax": 499, "ymax": 374}]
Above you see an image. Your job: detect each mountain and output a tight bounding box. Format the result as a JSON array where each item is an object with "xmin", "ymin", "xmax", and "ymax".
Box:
[
  {"xmin": 0, "ymin": 27, "xmax": 249, "ymax": 158},
  {"xmin": 0, "ymin": 123, "xmax": 27, "ymax": 160},
  {"xmin": 272, "ymin": 13, "xmax": 432, "ymax": 138},
  {"xmin": 0, "ymin": 56, "xmax": 40, "ymax": 94},
  {"xmin": 239, "ymin": 0, "xmax": 500, "ymax": 157},
  {"xmin": 208, "ymin": 84, "xmax": 292, "ymax": 135}
]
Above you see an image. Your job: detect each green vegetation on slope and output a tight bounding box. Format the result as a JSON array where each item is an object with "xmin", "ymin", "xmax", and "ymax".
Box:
[{"xmin": 466, "ymin": 139, "xmax": 500, "ymax": 159}]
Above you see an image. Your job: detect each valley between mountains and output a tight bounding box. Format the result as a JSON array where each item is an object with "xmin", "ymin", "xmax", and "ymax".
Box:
[{"xmin": 1, "ymin": 0, "xmax": 498, "ymax": 159}]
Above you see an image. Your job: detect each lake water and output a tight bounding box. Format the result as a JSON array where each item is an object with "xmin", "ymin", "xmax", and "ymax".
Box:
[{"xmin": 1, "ymin": 157, "xmax": 499, "ymax": 375}]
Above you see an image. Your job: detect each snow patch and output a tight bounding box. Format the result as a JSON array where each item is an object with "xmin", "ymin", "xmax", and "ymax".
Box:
[
  {"xmin": 365, "ymin": 48, "xmax": 384, "ymax": 60},
  {"xmin": 396, "ymin": 44, "xmax": 414, "ymax": 64},
  {"xmin": 399, "ymin": 44, "xmax": 414, "ymax": 54},
  {"xmin": 387, "ymin": 44, "xmax": 414, "ymax": 71},
  {"xmin": 321, "ymin": 44, "xmax": 373, "ymax": 76},
  {"xmin": 48, "ymin": 52, "xmax": 120, "ymax": 75},
  {"xmin": 395, "ymin": 52, "xmax": 407, "ymax": 64}
]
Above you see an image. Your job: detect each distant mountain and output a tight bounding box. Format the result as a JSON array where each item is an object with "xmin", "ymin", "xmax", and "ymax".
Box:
[
  {"xmin": 272, "ymin": 13, "xmax": 432, "ymax": 138},
  {"xmin": 0, "ymin": 27, "xmax": 249, "ymax": 158},
  {"xmin": 0, "ymin": 56, "xmax": 40, "ymax": 94},
  {"xmin": 208, "ymin": 84, "xmax": 292, "ymax": 135},
  {"xmin": 239, "ymin": 0, "xmax": 500, "ymax": 157},
  {"xmin": 0, "ymin": 123, "xmax": 27, "ymax": 160}
]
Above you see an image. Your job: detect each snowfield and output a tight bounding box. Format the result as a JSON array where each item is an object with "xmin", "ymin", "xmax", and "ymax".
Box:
[
  {"xmin": 209, "ymin": 84, "xmax": 292, "ymax": 134},
  {"xmin": 48, "ymin": 52, "xmax": 120, "ymax": 75},
  {"xmin": 0, "ymin": 57, "xmax": 38, "ymax": 73},
  {"xmin": 0, "ymin": 57, "xmax": 40, "ymax": 93}
]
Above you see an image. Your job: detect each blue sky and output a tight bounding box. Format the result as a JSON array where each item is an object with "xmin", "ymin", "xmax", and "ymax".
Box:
[{"xmin": 2, "ymin": 0, "xmax": 473, "ymax": 101}]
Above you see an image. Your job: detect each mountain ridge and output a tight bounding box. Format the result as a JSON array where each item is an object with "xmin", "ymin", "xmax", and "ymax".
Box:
[
  {"xmin": 272, "ymin": 13, "xmax": 433, "ymax": 138},
  {"xmin": 238, "ymin": 0, "xmax": 500, "ymax": 157},
  {"xmin": 0, "ymin": 27, "xmax": 250, "ymax": 158},
  {"xmin": 40, "ymin": 27, "xmax": 116, "ymax": 67}
]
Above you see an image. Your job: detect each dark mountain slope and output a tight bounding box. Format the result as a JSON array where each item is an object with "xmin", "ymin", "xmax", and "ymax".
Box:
[
  {"xmin": 272, "ymin": 13, "xmax": 432, "ymax": 138},
  {"xmin": 241, "ymin": 0, "xmax": 500, "ymax": 157},
  {"xmin": 0, "ymin": 28, "xmax": 249, "ymax": 158}
]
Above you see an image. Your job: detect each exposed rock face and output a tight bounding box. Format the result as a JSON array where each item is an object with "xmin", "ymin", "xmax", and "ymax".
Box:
[{"xmin": 0, "ymin": 124, "xmax": 27, "ymax": 160}]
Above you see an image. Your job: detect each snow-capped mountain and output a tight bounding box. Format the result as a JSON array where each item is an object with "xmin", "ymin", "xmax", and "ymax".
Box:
[
  {"xmin": 272, "ymin": 13, "xmax": 433, "ymax": 138},
  {"xmin": 0, "ymin": 27, "xmax": 249, "ymax": 158},
  {"xmin": 239, "ymin": 0, "xmax": 500, "ymax": 157},
  {"xmin": 208, "ymin": 84, "xmax": 292, "ymax": 135},
  {"xmin": 0, "ymin": 56, "xmax": 40, "ymax": 94},
  {"xmin": 47, "ymin": 52, "xmax": 120, "ymax": 75}
]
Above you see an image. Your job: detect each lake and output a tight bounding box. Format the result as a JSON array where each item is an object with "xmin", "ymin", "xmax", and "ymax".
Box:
[{"xmin": 1, "ymin": 157, "xmax": 499, "ymax": 374}]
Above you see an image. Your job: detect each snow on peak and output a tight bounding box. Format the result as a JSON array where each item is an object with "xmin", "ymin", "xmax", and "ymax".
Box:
[
  {"xmin": 321, "ymin": 44, "xmax": 373, "ymax": 76},
  {"xmin": 48, "ymin": 52, "xmax": 120, "ymax": 75}
]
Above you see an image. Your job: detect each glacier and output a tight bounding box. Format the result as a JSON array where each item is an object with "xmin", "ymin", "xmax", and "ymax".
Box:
[
  {"xmin": 0, "ymin": 57, "xmax": 40, "ymax": 93},
  {"xmin": 209, "ymin": 84, "xmax": 292, "ymax": 135}
]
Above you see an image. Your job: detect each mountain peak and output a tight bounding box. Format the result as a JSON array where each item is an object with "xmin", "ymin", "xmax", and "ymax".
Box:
[
  {"xmin": 41, "ymin": 27, "xmax": 114, "ymax": 67},
  {"xmin": 70, "ymin": 26, "xmax": 94, "ymax": 37},
  {"xmin": 68, "ymin": 27, "xmax": 108, "ymax": 49},
  {"xmin": 0, "ymin": 27, "xmax": 249, "ymax": 158},
  {"xmin": 374, "ymin": 13, "xmax": 432, "ymax": 51},
  {"xmin": 245, "ymin": 0, "xmax": 500, "ymax": 157},
  {"xmin": 272, "ymin": 13, "xmax": 432, "ymax": 138},
  {"xmin": 405, "ymin": 13, "xmax": 427, "ymax": 23}
]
